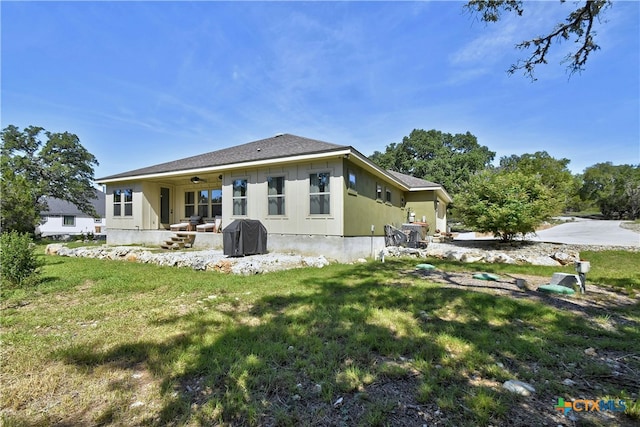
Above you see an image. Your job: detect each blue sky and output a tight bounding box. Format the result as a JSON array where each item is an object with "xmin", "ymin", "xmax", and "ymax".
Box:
[{"xmin": 2, "ymin": 1, "xmax": 639, "ymax": 180}]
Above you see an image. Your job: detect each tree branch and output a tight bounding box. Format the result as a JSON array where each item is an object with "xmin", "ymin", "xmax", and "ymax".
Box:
[{"xmin": 467, "ymin": 0, "xmax": 611, "ymax": 80}]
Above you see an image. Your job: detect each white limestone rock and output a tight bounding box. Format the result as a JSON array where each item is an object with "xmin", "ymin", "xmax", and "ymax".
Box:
[{"xmin": 503, "ymin": 380, "xmax": 535, "ymax": 396}]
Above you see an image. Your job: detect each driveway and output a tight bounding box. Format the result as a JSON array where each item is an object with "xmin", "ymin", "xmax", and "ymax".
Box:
[{"xmin": 456, "ymin": 218, "xmax": 640, "ymax": 247}]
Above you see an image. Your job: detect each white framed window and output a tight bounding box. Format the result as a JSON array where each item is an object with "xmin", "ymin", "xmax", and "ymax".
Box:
[
  {"xmin": 233, "ymin": 179, "xmax": 248, "ymax": 216},
  {"xmin": 310, "ymin": 172, "xmax": 330, "ymax": 215},
  {"xmin": 124, "ymin": 189, "xmax": 133, "ymax": 216},
  {"xmin": 113, "ymin": 189, "xmax": 133, "ymax": 216},
  {"xmin": 376, "ymin": 183, "xmax": 382, "ymax": 200},
  {"xmin": 184, "ymin": 191, "xmax": 195, "ymax": 217},
  {"xmin": 385, "ymin": 188, "xmax": 392, "ymax": 204},
  {"xmin": 63, "ymin": 215, "xmax": 75, "ymax": 226},
  {"xmin": 191, "ymin": 189, "xmax": 222, "ymax": 218},
  {"xmin": 113, "ymin": 190, "xmax": 122, "ymax": 216},
  {"xmin": 211, "ymin": 189, "xmax": 222, "ymax": 217},
  {"xmin": 267, "ymin": 176, "xmax": 285, "ymax": 215},
  {"xmin": 198, "ymin": 190, "xmax": 209, "ymax": 218}
]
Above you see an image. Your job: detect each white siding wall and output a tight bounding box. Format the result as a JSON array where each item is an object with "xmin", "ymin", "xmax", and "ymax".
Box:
[{"xmin": 38, "ymin": 216, "xmax": 105, "ymax": 236}]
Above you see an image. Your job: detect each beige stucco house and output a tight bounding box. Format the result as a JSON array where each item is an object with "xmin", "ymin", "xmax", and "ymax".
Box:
[{"xmin": 97, "ymin": 134, "xmax": 451, "ymax": 261}]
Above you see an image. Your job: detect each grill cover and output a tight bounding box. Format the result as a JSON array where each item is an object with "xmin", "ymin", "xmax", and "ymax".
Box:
[{"xmin": 222, "ymin": 219, "xmax": 268, "ymax": 256}]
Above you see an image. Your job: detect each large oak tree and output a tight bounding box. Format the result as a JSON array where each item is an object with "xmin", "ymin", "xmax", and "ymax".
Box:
[
  {"xmin": 580, "ymin": 162, "xmax": 640, "ymax": 219},
  {"xmin": 369, "ymin": 129, "xmax": 495, "ymax": 197},
  {"xmin": 1, "ymin": 125, "xmax": 99, "ymax": 234}
]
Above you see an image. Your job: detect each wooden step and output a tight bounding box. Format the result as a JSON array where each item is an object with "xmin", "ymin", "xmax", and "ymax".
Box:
[{"xmin": 161, "ymin": 233, "xmax": 195, "ymax": 250}]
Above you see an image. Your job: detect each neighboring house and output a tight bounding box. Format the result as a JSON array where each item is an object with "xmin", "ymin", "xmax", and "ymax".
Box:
[
  {"xmin": 37, "ymin": 191, "xmax": 106, "ymax": 237},
  {"xmin": 97, "ymin": 134, "xmax": 451, "ymax": 261}
]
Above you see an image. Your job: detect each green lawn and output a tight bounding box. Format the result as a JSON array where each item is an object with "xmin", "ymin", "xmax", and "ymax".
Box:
[{"xmin": 1, "ymin": 248, "xmax": 638, "ymax": 426}]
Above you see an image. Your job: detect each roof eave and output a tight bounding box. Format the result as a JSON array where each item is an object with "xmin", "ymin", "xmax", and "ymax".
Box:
[{"xmin": 97, "ymin": 148, "xmax": 353, "ymax": 184}]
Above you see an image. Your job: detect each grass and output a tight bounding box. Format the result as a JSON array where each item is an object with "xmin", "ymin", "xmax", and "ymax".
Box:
[
  {"xmin": 580, "ymin": 250, "xmax": 640, "ymax": 295},
  {"xmin": 1, "ymin": 246, "xmax": 639, "ymax": 426}
]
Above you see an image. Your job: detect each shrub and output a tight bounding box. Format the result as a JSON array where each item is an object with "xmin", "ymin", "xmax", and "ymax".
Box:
[
  {"xmin": 0, "ymin": 231, "xmax": 42, "ymax": 288},
  {"xmin": 455, "ymin": 170, "xmax": 556, "ymax": 241}
]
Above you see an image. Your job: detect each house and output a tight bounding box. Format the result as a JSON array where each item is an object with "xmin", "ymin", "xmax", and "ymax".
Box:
[
  {"xmin": 37, "ymin": 190, "xmax": 106, "ymax": 238},
  {"xmin": 97, "ymin": 134, "xmax": 451, "ymax": 261}
]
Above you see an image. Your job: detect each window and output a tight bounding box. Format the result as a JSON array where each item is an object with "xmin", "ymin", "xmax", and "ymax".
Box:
[
  {"xmin": 211, "ymin": 189, "xmax": 222, "ymax": 217},
  {"xmin": 386, "ymin": 188, "xmax": 392, "ymax": 203},
  {"xmin": 113, "ymin": 190, "xmax": 122, "ymax": 216},
  {"xmin": 233, "ymin": 179, "xmax": 247, "ymax": 216},
  {"xmin": 113, "ymin": 188, "xmax": 133, "ymax": 216},
  {"xmin": 184, "ymin": 191, "xmax": 195, "ymax": 217},
  {"xmin": 376, "ymin": 183, "xmax": 382, "ymax": 200},
  {"xmin": 193, "ymin": 189, "xmax": 222, "ymax": 218},
  {"xmin": 348, "ymin": 170, "xmax": 357, "ymax": 192},
  {"xmin": 63, "ymin": 215, "xmax": 75, "ymax": 226},
  {"xmin": 124, "ymin": 189, "xmax": 133, "ymax": 216},
  {"xmin": 267, "ymin": 176, "xmax": 285, "ymax": 215},
  {"xmin": 310, "ymin": 172, "xmax": 330, "ymax": 215},
  {"xmin": 198, "ymin": 190, "xmax": 209, "ymax": 218}
]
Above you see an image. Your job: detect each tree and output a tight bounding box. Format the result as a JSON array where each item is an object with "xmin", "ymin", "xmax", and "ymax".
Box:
[
  {"xmin": 454, "ymin": 169, "xmax": 556, "ymax": 241},
  {"xmin": 579, "ymin": 162, "xmax": 640, "ymax": 219},
  {"xmin": 1, "ymin": 125, "xmax": 99, "ymax": 234},
  {"xmin": 498, "ymin": 151, "xmax": 574, "ymax": 213},
  {"xmin": 369, "ymin": 129, "xmax": 495, "ymax": 197},
  {"xmin": 465, "ymin": 0, "xmax": 611, "ymax": 80}
]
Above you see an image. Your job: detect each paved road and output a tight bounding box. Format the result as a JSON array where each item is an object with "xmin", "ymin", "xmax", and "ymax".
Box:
[{"xmin": 456, "ymin": 218, "xmax": 640, "ymax": 246}]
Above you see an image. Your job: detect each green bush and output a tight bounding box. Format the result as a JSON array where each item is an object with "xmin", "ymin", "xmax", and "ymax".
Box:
[
  {"xmin": 0, "ymin": 231, "xmax": 42, "ymax": 288},
  {"xmin": 455, "ymin": 170, "xmax": 556, "ymax": 241}
]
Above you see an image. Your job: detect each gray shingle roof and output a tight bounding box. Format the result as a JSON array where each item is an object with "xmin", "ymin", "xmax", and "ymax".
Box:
[
  {"xmin": 386, "ymin": 170, "xmax": 441, "ymax": 188},
  {"xmin": 98, "ymin": 134, "xmax": 348, "ymax": 181},
  {"xmin": 40, "ymin": 190, "xmax": 106, "ymax": 217}
]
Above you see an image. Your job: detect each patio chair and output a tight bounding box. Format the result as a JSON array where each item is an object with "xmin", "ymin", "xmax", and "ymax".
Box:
[
  {"xmin": 188, "ymin": 215, "xmax": 203, "ymax": 231},
  {"xmin": 170, "ymin": 220, "xmax": 190, "ymax": 231},
  {"xmin": 196, "ymin": 216, "xmax": 221, "ymax": 233}
]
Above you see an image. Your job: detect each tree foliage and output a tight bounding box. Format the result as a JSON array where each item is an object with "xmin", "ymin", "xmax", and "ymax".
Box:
[
  {"xmin": 498, "ymin": 151, "xmax": 574, "ymax": 213},
  {"xmin": 455, "ymin": 169, "xmax": 556, "ymax": 241},
  {"xmin": 580, "ymin": 162, "xmax": 640, "ymax": 219},
  {"xmin": 369, "ymin": 129, "xmax": 495, "ymax": 197},
  {"xmin": 1, "ymin": 125, "xmax": 99, "ymax": 234},
  {"xmin": 0, "ymin": 231, "xmax": 42, "ymax": 288},
  {"xmin": 465, "ymin": 0, "xmax": 611, "ymax": 80}
]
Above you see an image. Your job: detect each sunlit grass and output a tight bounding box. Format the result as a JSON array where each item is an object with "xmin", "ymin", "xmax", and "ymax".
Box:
[{"xmin": 1, "ymin": 246, "xmax": 638, "ymax": 426}]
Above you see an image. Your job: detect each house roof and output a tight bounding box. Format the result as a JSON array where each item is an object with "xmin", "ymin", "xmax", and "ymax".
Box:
[
  {"xmin": 98, "ymin": 134, "xmax": 347, "ymax": 181},
  {"xmin": 40, "ymin": 190, "xmax": 106, "ymax": 217},
  {"xmin": 97, "ymin": 133, "xmax": 451, "ymax": 202},
  {"xmin": 386, "ymin": 170, "xmax": 453, "ymax": 203},
  {"xmin": 386, "ymin": 170, "xmax": 440, "ymax": 189}
]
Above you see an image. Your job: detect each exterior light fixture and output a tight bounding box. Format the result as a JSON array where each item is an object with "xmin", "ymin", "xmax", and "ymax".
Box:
[{"xmin": 190, "ymin": 176, "xmax": 201, "ymax": 184}]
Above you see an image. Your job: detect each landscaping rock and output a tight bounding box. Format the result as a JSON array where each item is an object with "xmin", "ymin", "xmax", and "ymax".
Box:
[
  {"xmin": 48, "ymin": 245, "xmax": 329, "ymax": 275},
  {"xmin": 502, "ymin": 380, "xmax": 535, "ymax": 396},
  {"xmin": 45, "ymin": 243, "xmax": 64, "ymax": 255},
  {"xmin": 461, "ymin": 252, "xmax": 484, "ymax": 263},
  {"xmin": 552, "ymin": 251, "xmax": 579, "ymax": 265}
]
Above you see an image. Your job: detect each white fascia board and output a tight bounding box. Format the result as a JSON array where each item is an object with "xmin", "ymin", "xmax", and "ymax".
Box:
[
  {"xmin": 97, "ymin": 149, "xmax": 353, "ymax": 184},
  {"xmin": 407, "ymin": 186, "xmax": 453, "ymax": 203},
  {"xmin": 346, "ymin": 151, "xmax": 411, "ymax": 190}
]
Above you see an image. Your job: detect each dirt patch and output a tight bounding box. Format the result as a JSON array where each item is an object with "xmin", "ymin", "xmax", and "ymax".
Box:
[{"xmin": 408, "ymin": 268, "xmax": 637, "ymax": 329}]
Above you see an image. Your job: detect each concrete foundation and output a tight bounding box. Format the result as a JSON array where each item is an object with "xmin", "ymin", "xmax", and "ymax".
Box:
[{"xmin": 106, "ymin": 229, "xmax": 386, "ymax": 263}]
